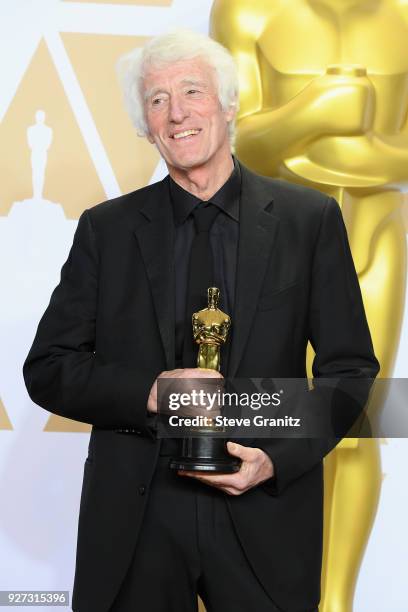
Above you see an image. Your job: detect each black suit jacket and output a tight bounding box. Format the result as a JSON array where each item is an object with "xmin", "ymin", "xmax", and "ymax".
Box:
[{"xmin": 23, "ymin": 161, "xmax": 379, "ymax": 612}]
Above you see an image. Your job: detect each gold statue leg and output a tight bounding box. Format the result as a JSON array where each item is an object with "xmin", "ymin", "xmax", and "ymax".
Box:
[
  {"xmin": 320, "ymin": 439, "xmax": 382, "ymax": 612},
  {"xmin": 311, "ymin": 188, "xmax": 406, "ymax": 612}
]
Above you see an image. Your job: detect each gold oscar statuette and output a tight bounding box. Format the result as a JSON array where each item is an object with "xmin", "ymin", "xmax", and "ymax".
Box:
[
  {"xmin": 170, "ymin": 287, "xmax": 240, "ymax": 473},
  {"xmin": 193, "ymin": 286, "xmax": 230, "ymax": 371}
]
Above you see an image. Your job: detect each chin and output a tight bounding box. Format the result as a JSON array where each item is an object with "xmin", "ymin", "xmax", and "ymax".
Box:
[{"xmin": 168, "ymin": 152, "xmax": 208, "ymax": 170}]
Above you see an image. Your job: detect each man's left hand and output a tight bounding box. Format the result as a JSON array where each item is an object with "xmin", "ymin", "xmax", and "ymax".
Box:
[{"xmin": 178, "ymin": 442, "xmax": 274, "ymax": 495}]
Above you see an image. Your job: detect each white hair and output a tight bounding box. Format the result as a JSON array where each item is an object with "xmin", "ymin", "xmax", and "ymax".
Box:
[{"xmin": 116, "ymin": 28, "xmax": 239, "ymax": 149}]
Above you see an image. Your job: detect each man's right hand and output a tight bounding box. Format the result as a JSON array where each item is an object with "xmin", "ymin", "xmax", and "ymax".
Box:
[{"xmin": 147, "ymin": 368, "xmax": 223, "ymax": 414}]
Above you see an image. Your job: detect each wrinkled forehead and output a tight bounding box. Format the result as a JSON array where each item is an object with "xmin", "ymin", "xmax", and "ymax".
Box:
[{"xmin": 142, "ymin": 57, "xmax": 217, "ymax": 96}]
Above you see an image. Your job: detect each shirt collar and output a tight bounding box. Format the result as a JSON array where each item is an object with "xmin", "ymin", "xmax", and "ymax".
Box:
[{"xmin": 169, "ymin": 156, "xmax": 241, "ymax": 226}]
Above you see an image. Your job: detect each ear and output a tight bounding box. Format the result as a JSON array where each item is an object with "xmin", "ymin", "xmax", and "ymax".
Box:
[{"xmin": 225, "ymin": 102, "xmax": 237, "ymax": 123}]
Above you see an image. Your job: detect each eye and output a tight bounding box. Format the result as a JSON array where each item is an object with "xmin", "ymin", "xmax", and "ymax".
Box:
[{"xmin": 151, "ymin": 94, "xmax": 168, "ymax": 107}]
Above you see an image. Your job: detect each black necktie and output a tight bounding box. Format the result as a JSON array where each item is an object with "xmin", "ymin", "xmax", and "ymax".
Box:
[{"xmin": 182, "ymin": 202, "xmax": 220, "ymax": 368}]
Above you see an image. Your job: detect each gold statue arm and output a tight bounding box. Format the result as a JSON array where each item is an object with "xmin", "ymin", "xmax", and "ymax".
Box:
[
  {"xmin": 299, "ymin": 128, "xmax": 408, "ymax": 187},
  {"xmin": 299, "ymin": 2, "xmax": 408, "ymax": 186},
  {"xmin": 194, "ymin": 328, "xmax": 224, "ymax": 344},
  {"xmin": 193, "ymin": 320, "xmax": 229, "ymax": 345},
  {"xmin": 211, "ymin": 0, "xmax": 375, "ymax": 176}
]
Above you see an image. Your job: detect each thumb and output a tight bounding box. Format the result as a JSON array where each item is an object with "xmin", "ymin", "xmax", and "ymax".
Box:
[{"xmin": 227, "ymin": 441, "xmax": 250, "ymax": 458}]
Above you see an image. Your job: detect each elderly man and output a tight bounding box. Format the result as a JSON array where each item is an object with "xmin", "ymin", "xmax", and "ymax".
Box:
[{"xmin": 23, "ymin": 29, "xmax": 379, "ymax": 612}]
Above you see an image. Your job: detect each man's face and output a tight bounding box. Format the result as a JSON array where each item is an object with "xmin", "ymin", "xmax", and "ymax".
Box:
[{"xmin": 142, "ymin": 57, "xmax": 234, "ymax": 171}]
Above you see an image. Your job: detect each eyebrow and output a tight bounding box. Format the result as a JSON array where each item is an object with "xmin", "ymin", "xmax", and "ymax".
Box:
[
  {"xmin": 144, "ymin": 77, "xmax": 209, "ymax": 100},
  {"xmin": 180, "ymin": 78, "xmax": 208, "ymax": 88}
]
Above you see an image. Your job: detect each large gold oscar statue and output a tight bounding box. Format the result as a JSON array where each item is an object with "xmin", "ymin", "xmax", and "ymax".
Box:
[{"xmin": 210, "ymin": 1, "xmax": 408, "ymax": 610}]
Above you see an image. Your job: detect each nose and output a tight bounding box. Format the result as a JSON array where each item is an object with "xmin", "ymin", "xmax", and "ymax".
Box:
[{"xmin": 168, "ymin": 94, "xmax": 189, "ymax": 124}]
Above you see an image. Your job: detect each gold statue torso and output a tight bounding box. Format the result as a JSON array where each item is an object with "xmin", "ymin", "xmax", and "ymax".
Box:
[{"xmin": 193, "ymin": 289, "xmax": 231, "ymax": 372}]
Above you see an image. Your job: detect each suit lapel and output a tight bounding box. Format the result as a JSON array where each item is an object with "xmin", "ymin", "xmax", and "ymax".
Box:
[
  {"xmin": 227, "ymin": 164, "xmax": 280, "ymax": 377},
  {"xmin": 132, "ymin": 177, "xmax": 175, "ymax": 370}
]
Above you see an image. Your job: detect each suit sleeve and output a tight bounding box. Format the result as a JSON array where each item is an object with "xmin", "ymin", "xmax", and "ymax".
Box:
[
  {"xmin": 23, "ymin": 209, "xmax": 157, "ymax": 436},
  {"xmin": 257, "ymin": 196, "xmax": 380, "ymax": 495}
]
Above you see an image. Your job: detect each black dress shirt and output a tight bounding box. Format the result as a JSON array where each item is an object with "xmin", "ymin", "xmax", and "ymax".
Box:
[{"xmin": 169, "ymin": 156, "xmax": 241, "ymax": 374}]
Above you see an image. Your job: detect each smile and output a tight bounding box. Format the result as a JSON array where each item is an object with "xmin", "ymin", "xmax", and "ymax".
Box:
[{"xmin": 171, "ymin": 129, "xmax": 201, "ymax": 140}]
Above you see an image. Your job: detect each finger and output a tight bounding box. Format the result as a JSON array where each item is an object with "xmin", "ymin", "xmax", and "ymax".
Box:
[
  {"xmin": 200, "ymin": 482, "xmax": 247, "ymax": 496},
  {"xmin": 226, "ymin": 441, "xmax": 259, "ymax": 461},
  {"xmin": 178, "ymin": 469, "xmax": 231, "ymax": 480},
  {"xmin": 192, "ymin": 368, "xmax": 224, "ymax": 378},
  {"xmin": 177, "ymin": 471, "xmax": 224, "ymax": 487},
  {"xmin": 177, "ymin": 471, "xmax": 249, "ymax": 495},
  {"xmin": 178, "ymin": 470, "xmax": 249, "ymax": 490},
  {"xmin": 226, "ymin": 488, "xmax": 249, "ymax": 496},
  {"xmin": 180, "ymin": 476, "xmax": 244, "ymax": 496}
]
